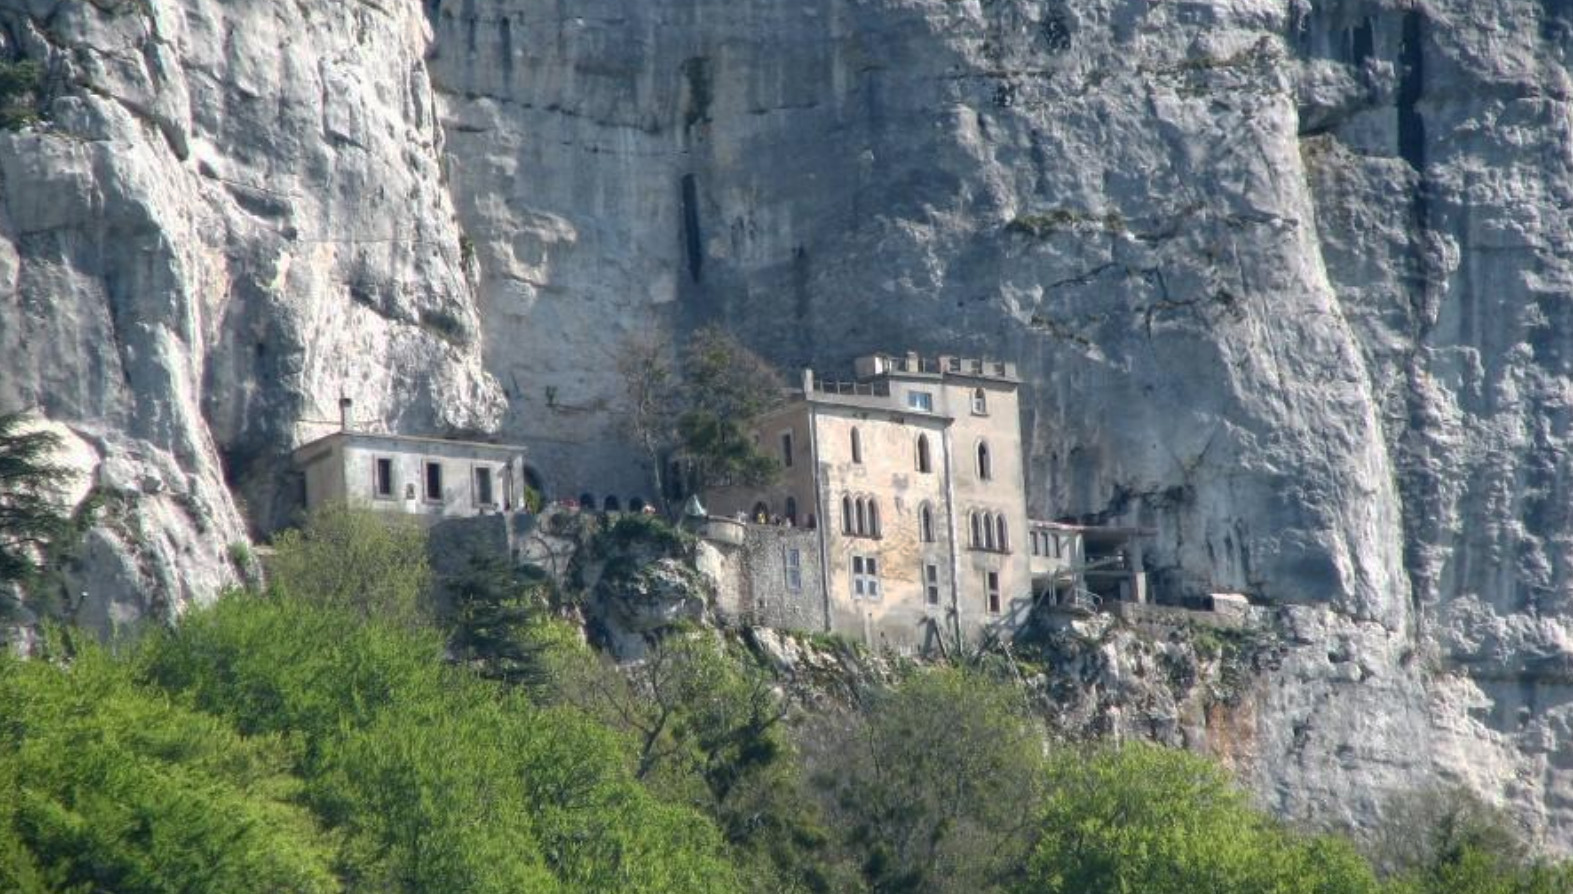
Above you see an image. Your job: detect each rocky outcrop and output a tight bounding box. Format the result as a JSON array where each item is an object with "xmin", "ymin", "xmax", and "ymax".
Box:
[
  {"xmin": 0, "ymin": 0, "xmax": 503, "ymax": 631},
  {"xmin": 6, "ymin": 0, "xmax": 1573, "ymax": 852}
]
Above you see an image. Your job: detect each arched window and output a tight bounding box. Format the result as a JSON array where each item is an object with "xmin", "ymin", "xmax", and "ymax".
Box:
[
  {"xmin": 851, "ymin": 427, "xmax": 863, "ymax": 464},
  {"xmin": 855, "ymin": 498, "xmax": 867, "ymax": 536},
  {"xmin": 752, "ymin": 501, "xmax": 770, "ymax": 523},
  {"xmin": 976, "ymin": 441, "xmax": 992, "ymax": 480},
  {"xmin": 984, "ymin": 514, "xmax": 996, "ymax": 550},
  {"xmin": 629, "ymin": 497, "xmax": 646, "ymax": 513},
  {"xmin": 996, "ymin": 515, "xmax": 1009, "ymax": 553},
  {"xmin": 1030, "ymin": 531, "xmax": 1041, "ymax": 556},
  {"xmin": 920, "ymin": 503, "xmax": 935, "ymax": 543},
  {"xmin": 842, "ymin": 496, "xmax": 854, "ymax": 534},
  {"xmin": 972, "ymin": 387, "xmax": 988, "ymax": 415},
  {"xmin": 867, "ymin": 499, "xmax": 880, "ymax": 537},
  {"xmin": 579, "ymin": 492, "xmax": 595, "ymax": 509},
  {"xmin": 916, "ymin": 434, "xmax": 932, "ymax": 473},
  {"xmin": 970, "ymin": 512, "xmax": 982, "ymax": 548},
  {"xmin": 785, "ymin": 496, "xmax": 798, "ymax": 525},
  {"xmin": 604, "ymin": 495, "xmax": 621, "ymax": 512}
]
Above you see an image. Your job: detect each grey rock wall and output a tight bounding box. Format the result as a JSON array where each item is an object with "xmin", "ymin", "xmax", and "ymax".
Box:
[
  {"xmin": 0, "ymin": 0, "xmax": 503, "ymax": 630},
  {"xmin": 6, "ymin": 0, "xmax": 1573, "ymax": 851}
]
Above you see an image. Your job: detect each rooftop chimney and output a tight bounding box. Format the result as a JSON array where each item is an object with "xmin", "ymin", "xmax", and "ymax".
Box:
[{"xmin": 338, "ymin": 397, "xmax": 354, "ymax": 432}]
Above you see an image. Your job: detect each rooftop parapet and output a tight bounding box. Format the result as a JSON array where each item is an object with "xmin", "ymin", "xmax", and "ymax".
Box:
[{"xmin": 853, "ymin": 352, "xmax": 1018, "ymax": 382}]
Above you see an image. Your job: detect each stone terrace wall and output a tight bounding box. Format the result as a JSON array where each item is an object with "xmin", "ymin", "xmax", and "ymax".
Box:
[{"xmin": 711, "ymin": 525, "xmax": 827, "ymax": 634}]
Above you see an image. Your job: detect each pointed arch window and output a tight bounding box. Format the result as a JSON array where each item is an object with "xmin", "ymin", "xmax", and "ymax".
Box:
[
  {"xmin": 995, "ymin": 515, "xmax": 1009, "ymax": 553},
  {"xmin": 851, "ymin": 427, "xmax": 863, "ymax": 464},
  {"xmin": 867, "ymin": 499, "xmax": 880, "ymax": 537},
  {"xmin": 920, "ymin": 503, "xmax": 935, "ymax": 543},
  {"xmin": 970, "ymin": 512, "xmax": 983, "ymax": 548},
  {"xmin": 842, "ymin": 495, "xmax": 854, "ymax": 534},
  {"xmin": 984, "ymin": 514, "xmax": 996, "ymax": 550},
  {"xmin": 916, "ymin": 434, "xmax": 932, "ymax": 473},
  {"xmin": 855, "ymin": 498, "xmax": 867, "ymax": 536},
  {"xmin": 976, "ymin": 441, "xmax": 992, "ymax": 481}
]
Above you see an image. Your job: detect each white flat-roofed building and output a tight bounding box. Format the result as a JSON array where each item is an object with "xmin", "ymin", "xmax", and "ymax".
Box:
[{"xmin": 292, "ymin": 428, "xmax": 531, "ymax": 525}]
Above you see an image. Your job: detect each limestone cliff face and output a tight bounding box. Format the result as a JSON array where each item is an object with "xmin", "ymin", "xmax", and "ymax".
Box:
[
  {"xmin": 5, "ymin": 0, "xmax": 1573, "ymax": 850},
  {"xmin": 0, "ymin": 0, "xmax": 502, "ymax": 632}
]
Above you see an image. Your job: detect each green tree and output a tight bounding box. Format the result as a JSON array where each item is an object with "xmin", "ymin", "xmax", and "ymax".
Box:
[
  {"xmin": 1019, "ymin": 743, "xmax": 1381, "ymax": 894},
  {"xmin": 676, "ymin": 326, "xmax": 785, "ymax": 493},
  {"xmin": 141, "ymin": 592, "xmax": 738, "ymax": 894},
  {"xmin": 0, "ymin": 642, "xmax": 339, "ymax": 894},
  {"xmin": 1376, "ymin": 787, "xmax": 1572, "ymax": 894},
  {"xmin": 265, "ymin": 502, "xmax": 431, "ymax": 628},
  {"xmin": 617, "ymin": 326, "xmax": 785, "ymax": 505},
  {"xmin": 445, "ymin": 552, "xmax": 557, "ymax": 690},
  {"xmin": 0, "ymin": 412, "xmax": 73, "ymax": 585},
  {"xmin": 808, "ymin": 667, "xmax": 1045, "ymax": 894}
]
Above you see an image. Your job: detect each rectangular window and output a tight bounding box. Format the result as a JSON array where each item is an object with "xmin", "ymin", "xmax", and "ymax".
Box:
[
  {"xmin": 474, "ymin": 466, "xmax": 495, "ymax": 506},
  {"xmin": 785, "ymin": 548, "xmax": 802, "ymax": 592},
  {"xmin": 373, "ymin": 457, "xmax": 394, "ymax": 498},
  {"xmin": 986, "ymin": 571, "xmax": 1001, "ymax": 614},
  {"xmin": 852, "ymin": 555, "xmax": 880, "ymax": 600},
  {"xmin": 925, "ymin": 564, "xmax": 940, "ymax": 606},
  {"xmin": 424, "ymin": 461, "xmax": 443, "ymax": 502},
  {"xmin": 781, "ymin": 431, "xmax": 794, "ymax": 467},
  {"xmin": 906, "ymin": 390, "xmax": 933, "ymax": 412}
]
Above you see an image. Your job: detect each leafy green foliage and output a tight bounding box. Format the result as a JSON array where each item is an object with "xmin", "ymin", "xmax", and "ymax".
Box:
[
  {"xmin": 445, "ymin": 552, "xmax": 556, "ymax": 690},
  {"xmin": 265, "ymin": 503, "xmax": 431, "ymax": 628},
  {"xmin": 809, "ymin": 667, "xmax": 1045, "ymax": 894},
  {"xmin": 0, "ymin": 60, "xmax": 42, "ymax": 130},
  {"xmin": 140, "ymin": 593, "xmax": 737, "ymax": 893},
  {"xmin": 677, "ymin": 326, "xmax": 784, "ymax": 491},
  {"xmin": 1021, "ymin": 743, "xmax": 1382, "ymax": 894},
  {"xmin": 0, "ymin": 412, "xmax": 74, "ymax": 585},
  {"xmin": 0, "ymin": 643, "xmax": 338, "ymax": 894},
  {"xmin": 618, "ymin": 325, "xmax": 784, "ymax": 502},
  {"xmin": 1376, "ymin": 787, "xmax": 1573, "ymax": 894}
]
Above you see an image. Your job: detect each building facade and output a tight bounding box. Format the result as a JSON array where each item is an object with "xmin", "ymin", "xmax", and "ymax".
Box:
[
  {"xmin": 293, "ymin": 430, "xmax": 531, "ymax": 525},
  {"xmin": 704, "ymin": 353, "xmax": 1056, "ymax": 650}
]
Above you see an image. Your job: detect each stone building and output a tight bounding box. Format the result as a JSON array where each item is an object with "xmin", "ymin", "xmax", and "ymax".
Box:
[
  {"xmin": 292, "ymin": 401, "xmax": 533, "ymax": 525},
  {"xmin": 704, "ymin": 352, "xmax": 1151, "ymax": 652}
]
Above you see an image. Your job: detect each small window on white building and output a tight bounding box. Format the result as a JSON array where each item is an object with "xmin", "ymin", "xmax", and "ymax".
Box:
[
  {"xmin": 842, "ymin": 495, "xmax": 854, "ymax": 534},
  {"xmin": 850, "ymin": 427, "xmax": 863, "ymax": 464},
  {"xmin": 983, "ymin": 515, "xmax": 996, "ymax": 551},
  {"xmin": 970, "ymin": 512, "xmax": 982, "ymax": 548},
  {"xmin": 986, "ymin": 571, "xmax": 1001, "ymax": 614},
  {"xmin": 374, "ymin": 457, "xmax": 395, "ymax": 498},
  {"xmin": 867, "ymin": 499, "xmax": 880, "ymax": 537},
  {"xmin": 925, "ymin": 564, "xmax": 940, "ymax": 606},
  {"xmin": 852, "ymin": 555, "xmax": 880, "ymax": 599},
  {"xmin": 474, "ymin": 466, "xmax": 495, "ymax": 506},
  {"xmin": 424, "ymin": 461, "xmax": 443, "ymax": 502},
  {"xmin": 781, "ymin": 431, "xmax": 794, "ymax": 467},
  {"xmin": 920, "ymin": 503, "xmax": 935, "ymax": 543},
  {"xmin": 976, "ymin": 441, "xmax": 992, "ymax": 480},
  {"xmin": 971, "ymin": 387, "xmax": 988, "ymax": 415},
  {"xmin": 906, "ymin": 390, "xmax": 933, "ymax": 412},
  {"xmin": 785, "ymin": 548, "xmax": 802, "ymax": 592},
  {"xmin": 916, "ymin": 434, "xmax": 932, "ymax": 473},
  {"xmin": 996, "ymin": 515, "xmax": 1009, "ymax": 553}
]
